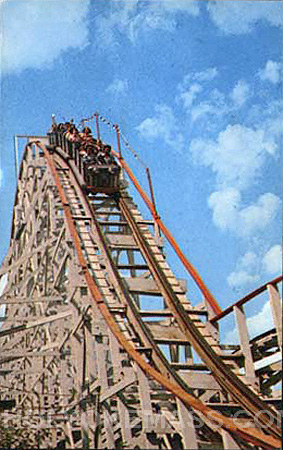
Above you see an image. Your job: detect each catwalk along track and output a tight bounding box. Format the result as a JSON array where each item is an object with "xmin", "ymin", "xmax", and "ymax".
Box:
[{"xmin": 0, "ymin": 119, "xmax": 281, "ymax": 449}]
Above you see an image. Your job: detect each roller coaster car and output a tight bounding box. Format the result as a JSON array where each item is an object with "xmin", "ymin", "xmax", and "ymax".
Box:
[
  {"xmin": 83, "ymin": 161, "xmax": 121, "ymax": 194},
  {"xmin": 48, "ymin": 131, "xmax": 121, "ymax": 194}
]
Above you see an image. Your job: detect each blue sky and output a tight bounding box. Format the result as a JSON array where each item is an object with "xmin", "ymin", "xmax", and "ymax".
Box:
[{"xmin": 0, "ymin": 0, "xmax": 282, "ymax": 330}]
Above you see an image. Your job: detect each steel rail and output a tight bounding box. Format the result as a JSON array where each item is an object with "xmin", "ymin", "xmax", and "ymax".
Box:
[
  {"xmin": 210, "ymin": 275, "xmax": 283, "ymax": 323},
  {"xmin": 119, "ymin": 195, "xmax": 281, "ymax": 439},
  {"xmin": 112, "ymin": 151, "xmax": 222, "ymax": 316},
  {"xmin": 36, "ymin": 142, "xmax": 281, "ymax": 449}
]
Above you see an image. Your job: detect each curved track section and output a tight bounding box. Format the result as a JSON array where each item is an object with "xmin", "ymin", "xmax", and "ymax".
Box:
[{"xmin": 0, "ymin": 139, "xmax": 281, "ymax": 449}]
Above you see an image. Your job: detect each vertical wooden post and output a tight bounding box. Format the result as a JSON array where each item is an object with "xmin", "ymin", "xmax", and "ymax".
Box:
[
  {"xmin": 176, "ymin": 400, "xmax": 198, "ymax": 449},
  {"xmin": 95, "ymin": 334, "xmax": 115, "ymax": 448},
  {"xmin": 184, "ymin": 344, "xmax": 194, "ymax": 364},
  {"xmin": 234, "ymin": 305, "xmax": 256, "ymax": 385},
  {"xmin": 267, "ymin": 284, "xmax": 282, "ymax": 349},
  {"xmin": 136, "ymin": 366, "xmax": 159, "ymax": 449},
  {"xmin": 204, "ymin": 296, "xmax": 220, "ymax": 342},
  {"xmin": 109, "ymin": 333, "xmax": 132, "ymax": 446},
  {"xmin": 169, "ymin": 344, "xmax": 179, "ymax": 363}
]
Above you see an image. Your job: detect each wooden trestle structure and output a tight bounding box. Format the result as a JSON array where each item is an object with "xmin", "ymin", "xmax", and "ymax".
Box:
[{"xmin": 0, "ymin": 123, "xmax": 281, "ymax": 449}]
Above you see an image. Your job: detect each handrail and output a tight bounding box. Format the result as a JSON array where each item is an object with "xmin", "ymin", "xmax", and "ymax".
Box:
[{"xmin": 210, "ymin": 275, "xmax": 282, "ymax": 323}]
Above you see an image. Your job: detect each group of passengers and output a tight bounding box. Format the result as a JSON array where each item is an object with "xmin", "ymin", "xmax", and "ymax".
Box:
[{"xmin": 53, "ymin": 121, "xmax": 117, "ymax": 166}]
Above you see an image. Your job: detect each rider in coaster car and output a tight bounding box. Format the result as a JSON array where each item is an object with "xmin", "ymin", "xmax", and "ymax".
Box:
[
  {"xmin": 96, "ymin": 144, "xmax": 107, "ymax": 165},
  {"xmin": 66, "ymin": 125, "xmax": 80, "ymax": 142},
  {"xmin": 79, "ymin": 126, "xmax": 92, "ymax": 157},
  {"xmin": 57, "ymin": 123, "xmax": 67, "ymax": 132},
  {"xmin": 85, "ymin": 139, "xmax": 97, "ymax": 159},
  {"xmin": 79, "ymin": 126, "xmax": 92, "ymax": 138},
  {"xmin": 104, "ymin": 145, "xmax": 117, "ymax": 165}
]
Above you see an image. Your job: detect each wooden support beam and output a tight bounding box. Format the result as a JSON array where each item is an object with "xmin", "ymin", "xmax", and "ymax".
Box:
[
  {"xmin": 123, "ymin": 276, "xmax": 187, "ymax": 295},
  {"xmin": 0, "ymin": 296, "xmax": 65, "ymax": 305},
  {"xmin": 0, "ymin": 310, "xmax": 72, "ymax": 338},
  {"xmin": 267, "ymin": 284, "xmax": 282, "ymax": 349},
  {"xmin": 109, "ymin": 333, "xmax": 132, "ymax": 446},
  {"xmin": 234, "ymin": 305, "xmax": 256, "ymax": 385},
  {"xmin": 100, "ymin": 371, "xmax": 136, "ymax": 402},
  {"xmin": 106, "ymin": 234, "xmax": 139, "ymax": 249},
  {"xmin": 0, "ymin": 350, "xmax": 60, "ymax": 363},
  {"xmin": 176, "ymin": 399, "xmax": 198, "ymax": 449}
]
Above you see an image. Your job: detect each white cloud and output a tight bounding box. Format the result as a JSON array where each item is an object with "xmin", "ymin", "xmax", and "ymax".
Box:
[
  {"xmin": 191, "ymin": 88, "xmax": 228, "ymax": 122},
  {"xmin": 227, "ymin": 251, "xmax": 260, "ymax": 289},
  {"xmin": 95, "ymin": 0, "xmax": 199, "ymax": 45},
  {"xmin": 1, "ymin": 0, "xmax": 90, "ymax": 74},
  {"xmin": 259, "ymin": 60, "xmax": 281, "ymax": 85},
  {"xmin": 208, "ymin": 188, "xmax": 241, "ymax": 232},
  {"xmin": 190, "ymin": 124, "xmax": 277, "ymax": 190},
  {"xmin": 263, "ymin": 245, "xmax": 282, "ymax": 275},
  {"xmin": 177, "ymin": 68, "xmax": 218, "ymax": 115},
  {"xmin": 187, "ymin": 76, "xmax": 280, "ymax": 127},
  {"xmin": 129, "ymin": 8, "xmax": 176, "ymax": 40},
  {"xmin": 227, "ymin": 270, "xmax": 259, "ymax": 289},
  {"xmin": 207, "ymin": 1, "xmax": 283, "ymax": 35},
  {"xmin": 191, "ymin": 102, "xmax": 213, "ymax": 122},
  {"xmin": 179, "ymin": 83, "xmax": 202, "ymax": 110},
  {"xmin": 208, "ymin": 189, "xmax": 281, "ymax": 237},
  {"xmin": 247, "ymin": 301, "xmax": 274, "ymax": 338},
  {"xmin": 227, "ymin": 245, "xmax": 282, "ymax": 293},
  {"xmin": 156, "ymin": 0, "xmax": 199, "ymax": 15},
  {"xmin": 106, "ymin": 79, "xmax": 128, "ymax": 95},
  {"xmin": 231, "ymin": 80, "xmax": 250, "ymax": 106},
  {"xmin": 182, "ymin": 67, "xmax": 218, "ymax": 85},
  {"xmin": 239, "ymin": 251, "xmax": 259, "ymax": 271},
  {"xmin": 136, "ymin": 104, "xmax": 184, "ymax": 149},
  {"xmin": 240, "ymin": 193, "xmax": 281, "ymax": 235},
  {"xmin": 258, "ymin": 106, "xmax": 282, "ymax": 152},
  {"xmin": 225, "ymin": 300, "xmax": 274, "ymax": 344}
]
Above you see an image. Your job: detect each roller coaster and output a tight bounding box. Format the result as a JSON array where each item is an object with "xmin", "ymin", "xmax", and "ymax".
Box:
[{"xmin": 0, "ymin": 114, "xmax": 281, "ymax": 449}]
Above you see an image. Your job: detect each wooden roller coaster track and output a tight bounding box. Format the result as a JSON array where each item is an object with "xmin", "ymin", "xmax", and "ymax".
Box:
[{"xmin": 0, "ymin": 125, "xmax": 281, "ymax": 449}]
